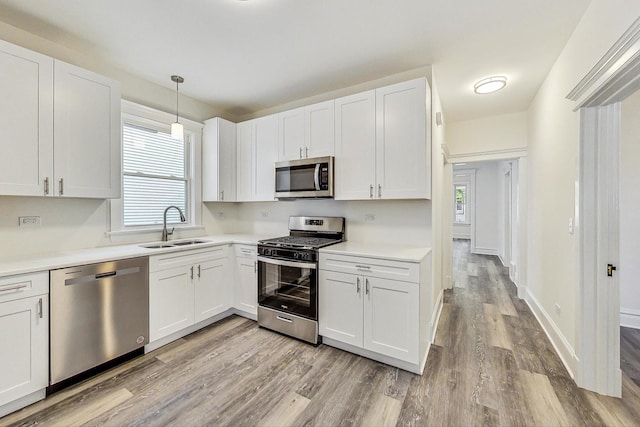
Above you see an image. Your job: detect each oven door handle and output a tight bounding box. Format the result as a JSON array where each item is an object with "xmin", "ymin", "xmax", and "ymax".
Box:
[{"xmin": 257, "ymin": 256, "xmax": 317, "ymax": 270}]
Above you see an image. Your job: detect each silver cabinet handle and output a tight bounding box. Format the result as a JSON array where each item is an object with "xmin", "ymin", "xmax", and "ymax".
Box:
[
  {"xmin": 190, "ymin": 266, "xmax": 194, "ymax": 280},
  {"xmin": 220, "ymin": 190, "xmax": 224, "ymax": 201},
  {"xmin": 197, "ymin": 265, "xmax": 201, "ymax": 278},
  {"xmin": 0, "ymin": 284, "xmax": 28, "ymax": 293},
  {"xmin": 305, "ymin": 147, "xmax": 309, "ymax": 158},
  {"xmin": 299, "ymin": 147, "xmax": 303, "ymax": 159},
  {"xmin": 44, "ymin": 177, "xmax": 50, "ymax": 195},
  {"xmin": 365, "ymin": 278, "xmax": 370, "ymax": 295},
  {"xmin": 369, "ymin": 185, "xmax": 373, "ymax": 198},
  {"xmin": 356, "ymin": 277, "xmax": 361, "ymax": 293},
  {"xmin": 355, "ymin": 264, "xmax": 371, "ymax": 270},
  {"xmin": 59, "ymin": 178, "xmax": 64, "ymax": 195},
  {"xmin": 254, "ymin": 261, "xmax": 257, "ymax": 274},
  {"xmin": 378, "ymin": 184, "xmax": 382, "ymax": 198},
  {"xmin": 38, "ymin": 297, "xmax": 43, "ymax": 319}
]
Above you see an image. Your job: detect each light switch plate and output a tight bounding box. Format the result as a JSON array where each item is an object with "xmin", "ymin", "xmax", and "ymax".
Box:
[{"xmin": 19, "ymin": 216, "xmax": 41, "ymax": 226}]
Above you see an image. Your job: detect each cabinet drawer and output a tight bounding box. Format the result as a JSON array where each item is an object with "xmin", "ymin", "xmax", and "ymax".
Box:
[
  {"xmin": 0, "ymin": 272, "xmax": 49, "ymax": 303},
  {"xmin": 235, "ymin": 244, "xmax": 257, "ymax": 258},
  {"xmin": 319, "ymin": 253, "xmax": 419, "ymax": 283},
  {"xmin": 150, "ymin": 245, "xmax": 229, "ymax": 272}
]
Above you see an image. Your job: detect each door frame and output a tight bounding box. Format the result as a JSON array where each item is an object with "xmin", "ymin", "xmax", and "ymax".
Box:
[{"xmin": 567, "ymin": 16, "xmax": 640, "ymax": 397}]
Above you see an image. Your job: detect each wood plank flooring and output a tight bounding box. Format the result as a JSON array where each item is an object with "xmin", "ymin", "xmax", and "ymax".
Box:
[{"xmin": 2, "ymin": 239, "xmax": 640, "ymax": 426}]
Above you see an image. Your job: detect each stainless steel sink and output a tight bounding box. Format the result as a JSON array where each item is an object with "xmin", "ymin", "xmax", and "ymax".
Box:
[
  {"xmin": 172, "ymin": 239, "xmax": 209, "ymax": 246},
  {"xmin": 141, "ymin": 243, "xmax": 176, "ymax": 249},
  {"xmin": 140, "ymin": 239, "xmax": 210, "ymax": 249}
]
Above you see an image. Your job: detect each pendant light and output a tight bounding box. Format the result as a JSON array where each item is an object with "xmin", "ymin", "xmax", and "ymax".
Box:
[{"xmin": 171, "ymin": 75, "xmax": 184, "ymax": 139}]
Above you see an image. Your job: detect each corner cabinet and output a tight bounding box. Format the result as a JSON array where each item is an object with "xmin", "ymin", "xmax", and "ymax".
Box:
[
  {"xmin": 319, "ymin": 250, "xmax": 431, "ymax": 374},
  {"xmin": 335, "ymin": 77, "xmax": 431, "ymax": 200},
  {"xmin": 0, "ymin": 39, "xmax": 121, "ymax": 199},
  {"xmin": 0, "ymin": 272, "xmax": 49, "ymax": 417},
  {"xmin": 203, "ymin": 118, "xmax": 236, "ymax": 202},
  {"xmin": 236, "ymin": 115, "xmax": 278, "ymax": 202},
  {"xmin": 149, "ymin": 246, "xmax": 231, "ymax": 343}
]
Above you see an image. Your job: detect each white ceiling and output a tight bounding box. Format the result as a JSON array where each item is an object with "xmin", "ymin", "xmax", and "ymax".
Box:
[{"xmin": 0, "ymin": 0, "xmax": 590, "ymax": 122}]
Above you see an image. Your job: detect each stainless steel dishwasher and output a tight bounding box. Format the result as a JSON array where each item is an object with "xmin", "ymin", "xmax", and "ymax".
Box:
[{"xmin": 50, "ymin": 257, "xmax": 149, "ymax": 386}]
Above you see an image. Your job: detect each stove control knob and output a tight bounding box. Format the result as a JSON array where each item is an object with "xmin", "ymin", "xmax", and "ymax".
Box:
[
  {"xmin": 294, "ymin": 252, "xmax": 301, "ymax": 260},
  {"xmin": 263, "ymin": 249, "xmax": 271, "ymax": 256},
  {"xmin": 302, "ymin": 252, "xmax": 311, "ymax": 261}
]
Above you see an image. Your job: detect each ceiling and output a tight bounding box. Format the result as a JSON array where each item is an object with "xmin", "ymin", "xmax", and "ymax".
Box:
[{"xmin": 0, "ymin": 0, "xmax": 590, "ymax": 122}]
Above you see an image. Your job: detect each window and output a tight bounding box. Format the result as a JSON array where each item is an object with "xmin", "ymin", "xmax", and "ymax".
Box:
[
  {"xmin": 455, "ymin": 184, "xmax": 467, "ymax": 223},
  {"xmin": 122, "ymin": 123, "xmax": 188, "ymax": 226},
  {"xmin": 110, "ymin": 100, "xmax": 203, "ymax": 240}
]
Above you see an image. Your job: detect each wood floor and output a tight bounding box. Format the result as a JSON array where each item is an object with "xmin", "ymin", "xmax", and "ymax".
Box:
[{"xmin": 2, "ymin": 239, "xmax": 640, "ymax": 426}]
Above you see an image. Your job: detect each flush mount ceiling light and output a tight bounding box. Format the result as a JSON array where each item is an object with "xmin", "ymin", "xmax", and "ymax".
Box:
[
  {"xmin": 473, "ymin": 76, "xmax": 507, "ymax": 94},
  {"xmin": 170, "ymin": 75, "xmax": 184, "ymax": 139}
]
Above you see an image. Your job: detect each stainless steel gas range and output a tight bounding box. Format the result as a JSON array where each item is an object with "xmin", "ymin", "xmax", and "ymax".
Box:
[{"xmin": 257, "ymin": 216, "xmax": 345, "ymax": 344}]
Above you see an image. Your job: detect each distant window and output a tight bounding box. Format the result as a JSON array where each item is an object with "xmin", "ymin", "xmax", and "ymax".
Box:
[
  {"xmin": 455, "ymin": 184, "xmax": 467, "ymax": 223},
  {"xmin": 122, "ymin": 123, "xmax": 189, "ymax": 227}
]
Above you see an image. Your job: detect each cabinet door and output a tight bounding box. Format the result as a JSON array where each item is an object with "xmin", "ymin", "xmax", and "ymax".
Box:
[
  {"xmin": 236, "ymin": 120, "xmax": 253, "ymax": 201},
  {"xmin": 334, "ymin": 90, "xmax": 376, "ymax": 200},
  {"xmin": 363, "ymin": 276, "xmax": 419, "ymax": 363},
  {"xmin": 277, "ymin": 107, "xmax": 305, "ymax": 161},
  {"xmin": 203, "ymin": 118, "xmax": 236, "ymax": 202},
  {"xmin": 0, "ymin": 41, "xmax": 54, "ymax": 197},
  {"xmin": 53, "ymin": 60, "xmax": 121, "ymax": 199},
  {"xmin": 0, "ymin": 295, "xmax": 49, "ymax": 407},
  {"xmin": 149, "ymin": 266, "xmax": 194, "ymax": 341},
  {"xmin": 236, "ymin": 257, "xmax": 257, "ymax": 315},
  {"xmin": 305, "ymin": 100, "xmax": 335, "ymax": 158},
  {"xmin": 319, "ymin": 270, "xmax": 363, "ymax": 347},
  {"xmin": 253, "ymin": 115, "xmax": 278, "ymax": 201},
  {"xmin": 195, "ymin": 258, "xmax": 231, "ymax": 322},
  {"xmin": 375, "ymin": 78, "xmax": 429, "ymax": 199}
]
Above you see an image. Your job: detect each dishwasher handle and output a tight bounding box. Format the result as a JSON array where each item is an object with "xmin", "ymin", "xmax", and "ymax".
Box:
[{"xmin": 64, "ymin": 266, "xmax": 141, "ymax": 286}]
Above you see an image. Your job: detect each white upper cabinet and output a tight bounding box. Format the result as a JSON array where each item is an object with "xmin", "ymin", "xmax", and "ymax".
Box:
[
  {"xmin": 375, "ymin": 78, "xmax": 430, "ymax": 199},
  {"xmin": 237, "ymin": 115, "xmax": 278, "ymax": 202},
  {"xmin": 278, "ymin": 100, "xmax": 335, "ymax": 161},
  {"xmin": 334, "ymin": 90, "xmax": 376, "ymax": 200},
  {"xmin": 253, "ymin": 115, "xmax": 278, "ymax": 201},
  {"xmin": 53, "ymin": 61, "xmax": 121, "ymax": 198},
  {"xmin": 203, "ymin": 118, "xmax": 236, "ymax": 202},
  {"xmin": 0, "ymin": 40, "xmax": 121, "ymax": 199},
  {"xmin": 0, "ymin": 40, "xmax": 54, "ymax": 197},
  {"xmin": 335, "ymin": 77, "xmax": 430, "ymax": 200}
]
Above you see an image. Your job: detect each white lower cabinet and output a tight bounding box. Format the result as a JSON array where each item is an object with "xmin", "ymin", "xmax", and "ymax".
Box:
[
  {"xmin": 149, "ymin": 246, "xmax": 230, "ymax": 342},
  {"xmin": 0, "ymin": 272, "xmax": 49, "ymax": 416},
  {"xmin": 234, "ymin": 244, "xmax": 257, "ymax": 317},
  {"xmin": 319, "ymin": 252, "xmax": 427, "ymax": 373}
]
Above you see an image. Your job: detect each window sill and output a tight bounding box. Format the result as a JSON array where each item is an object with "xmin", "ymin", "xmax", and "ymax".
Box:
[{"xmin": 107, "ymin": 225, "xmax": 206, "ymax": 244}]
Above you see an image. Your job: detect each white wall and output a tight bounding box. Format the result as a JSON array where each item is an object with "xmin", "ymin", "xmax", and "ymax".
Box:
[
  {"xmin": 526, "ymin": 0, "xmax": 640, "ymax": 364},
  {"xmin": 620, "ymin": 89, "xmax": 640, "ymax": 329},
  {"xmin": 446, "ymin": 112, "xmax": 527, "ymax": 156},
  {"xmin": 473, "ymin": 162, "xmax": 501, "ymax": 255}
]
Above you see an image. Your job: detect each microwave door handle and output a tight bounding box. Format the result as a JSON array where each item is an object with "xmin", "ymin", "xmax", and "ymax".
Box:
[{"xmin": 314, "ymin": 163, "xmax": 321, "ymax": 190}]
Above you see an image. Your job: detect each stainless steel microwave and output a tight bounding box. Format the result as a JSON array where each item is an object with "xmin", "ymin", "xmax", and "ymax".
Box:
[{"xmin": 275, "ymin": 156, "xmax": 334, "ymax": 199}]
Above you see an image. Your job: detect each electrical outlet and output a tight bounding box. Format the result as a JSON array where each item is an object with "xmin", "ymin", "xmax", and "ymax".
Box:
[
  {"xmin": 261, "ymin": 211, "xmax": 269, "ymax": 218},
  {"xmin": 19, "ymin": 216, "xmax": 41, "ymax": 227},
  {"xmin": 555, "ymin": 304, "xmax": 561, "ymax": 316},
  {"xmin": 364, "ymin": 213, "xmax": 376, "ymax": 222},
  {"xmin": 216, "ymin": 212, "xmax": 225, "ymax": 219}
]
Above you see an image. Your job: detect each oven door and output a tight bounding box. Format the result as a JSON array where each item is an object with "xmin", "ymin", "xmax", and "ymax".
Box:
[{"xmin": 257, "ymin": 256, "xmax": 317, "ymax": 320}]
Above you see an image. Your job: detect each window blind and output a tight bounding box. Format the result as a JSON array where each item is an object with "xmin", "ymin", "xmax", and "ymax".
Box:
[{"xmin": 122, "ymin": 123, "xmax": 188, "ymax": 226}]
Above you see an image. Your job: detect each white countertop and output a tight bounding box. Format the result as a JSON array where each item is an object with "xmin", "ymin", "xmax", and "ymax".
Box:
[
  {"xmin": 0, "ymin": 234, "xmax": 273, "ymax": 278},
  {"xmin": 319, "ymin": 241, "xmax": 431, "ymax": 263}
]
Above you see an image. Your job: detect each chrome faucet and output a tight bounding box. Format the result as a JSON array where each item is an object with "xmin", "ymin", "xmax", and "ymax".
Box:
[{"xmin": 162, "ymin": 205, "xmax": 186, "ymax": 241}]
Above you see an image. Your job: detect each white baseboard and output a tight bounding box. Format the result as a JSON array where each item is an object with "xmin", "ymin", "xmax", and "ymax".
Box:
[
  {"xmin": 509, "ymin": 261, "xmax": 516, "ymax": 283},
  {"xmin": 525, "ymin": 289, "xmax": 579, "ymax": 378},
  {"xmin": 620, "ymin": 307, "xmax": 640, "ymax": 329},
  {"xmin": 430, "ymin": 288, "xmax": 444, "ymax": 343},
  {"xmin": 473, "ymin": 247, "xmax": 499, "ymax": 256},
  {"xmin": 452, "ymin": 234, "xmax": 471, "ymax": 240}
]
